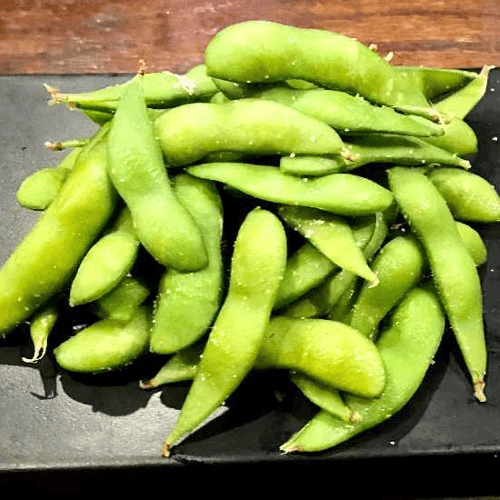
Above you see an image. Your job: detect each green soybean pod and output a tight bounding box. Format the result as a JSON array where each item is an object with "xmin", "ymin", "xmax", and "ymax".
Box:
[
  {"xmin": 278, "ymin": 205, "xmax": 378, "ymax": 286},
  {"xmin": 455, "ymin": 221, "xmax": 488, "ymax": 267},
  {"xmin": 254, "ymin": 316, "xmax": 386, "ymax": 398},
  {"xmin": 54, "ymin": 305, "xmax": 151, "ymax": 373},
  {"xmin": 290, "ymin": 371, "xmax": 361, "ymax": 424},
  {"xmin": 349, "ymin": 233, "xmax": 426, "ymax": 340},
  {"xmin": 188, "ymin": 163, "xmax": 394, "ymax": 216},
  {"xmin": 16, "ymin": 148, "xmax": 81, "ymax": 211},
  {"xmin": 280, "ymin": 283, "xmax": 445, "ymax": 454},
  {"xmin": 139, "ymin": 341, "xmax": 204, "ymax": 389},
  {"xmin": 415, "ymin": 67, "xmax": 492, "ymax": 157},
  {"xmin": 204, "ymin": 21, "xmax": 437, "ymax": 119},
  {"xmin": 0, "ymin": 126, "xmax": 118, "ymax": 336},
  {"xmin": 396, "ymin": 66, "xmax": 479, "ymax": 101},
  {"xmin": 21, "ymin": 297, "xmax": 60, "ymax": 364},
  {"xmin": 153, "ymin": 98, "xmax": 345, "ymax": 167},
  {"xmin": 107, "ymin": 75, "xmax": 207, "ymax": 271},
  {"xmin": 387, "ymin": 166, "xmax": 487, "ymax": 402},
  {"xmin": 91, "ymin": 275, "xmax": 151, "ymax": 322},
  {"xmin": 69, "ymin": 206, "xmax": 140, "ymax": 307},
  {"xmin": 432, "ymin": 65, "xmax": 492, "ymax": 119},
  {"xmin": 282, "ymin": 211, "xmax": 389, "ymax": 319},
  {"xmin": 273, "ymin": 214, "xmax": 376, "ymax": 310},
  {"xmin": 427, "ymin": 167, "xmax": 500, "ymax": 223},
  {"xmin": 47, "ymin": 64, "xmax": 218, "ymax": 112},
  {"xmin": 249, "ymin": 86, "xmax": 445, "ymax": 137},
  {"xmin": 149, "ymin": 173, "xmax": 224, "ymax": 355},
  {"xmin": 161, "ymin": 207, "xmax": 287, "ymax": 457},
  {"xmin": 280, "ymin": 133, "xmax": 470, "ymax": 177}
]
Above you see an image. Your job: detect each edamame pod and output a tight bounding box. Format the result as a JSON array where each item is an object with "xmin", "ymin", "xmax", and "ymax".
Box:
[
  {"xmin": 396, "ymin": 66, "xmax": 479, "ymax": 101},
  {"xmin": 273, "ymin": 214, "xmax": 376, "ymax": 310},
  {"xmin": 54, "ymin": 305, "xmax": 151, "ymax": 373},
  {"xmin": 282, "ymin": 211, "xmax": 389, "ymax": 319},
  {"xmin": 427, "ymin": 167, "xmax": 500, "ymax": 223},
  {"xmin": 0, "ymin": 126, "xmax": 118, "ymax": 336},
  {"xmin": 107, "ymin": 76, "xmax": 208, "ymax": 271},
  {"xmin": 456, "ymin": 222, "xmax": 488, "ymax": 267},
  {"xmin": 280, "ymin": 134, "xmax": 470, "ymax": 176},
  {"xmin": 415, "ymin": 68, "xmax": 491, "ymax": 156},
  {"xmin": 69, "ymin": 206, "xmax": 140, "ymax": 306},
  {"xmin": 149, "ymin": 173, "xmax": 224, "ymax": 354},
  {"xmin": 16, "ymin": 148, "xmax": 81, "ymax": 211},
  {"xmin": 387, "ymin": 166, "xmax": 487, "ymax": 402},
  {"xmin": 139, "ymin": 342, "xmax": 203, "ymax": 389},
  {"xmin": 188, "ymin": 162, "xmax": 394, "ymax": 216},
  {"xmin": 205, "ymin": 21, "xmax": 439, "ymax": 120},
  {"xmin": 278, "ymin": 205, "xmax": 379, "ymax": 285},
  {"xmin": 162, "ymin": 207, "xmax": 287, "ymax": 457},
  {"xmin": 91, "ymin": 275, "xmax": 151, "ymax": 322},
  {"xmin": 22, "ymin": 297, "xmax": 59, "ymax": 364},
  {"xmin": 290, "ymin": 371, "xmax": 361, "ymax": 423},
  {"xmin": 280, "ymin": 283, "xmax": 445, "ymax": 453},
  {"xmin": 153, "ymin": 98, "xmax": 346, "ymax": 167},
  {"xmin": 248, "ymin": 86, "xmax": 445, "ymax": 137},
  {"xmin": 47, "ymin": 64, "xmax": 218, "ymax": 112},
  {"xmin": 349, "ymin": 234, "xmax": 426, "ymax": 340},
  {"xmin": 254, "ymin": 316, "xmax": 386, "ymax": 398}
]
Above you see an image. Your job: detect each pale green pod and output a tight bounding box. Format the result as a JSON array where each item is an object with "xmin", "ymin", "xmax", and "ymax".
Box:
[
  {"xmin": 54, "ymin": 305, "xmax": 151, "ymax": 373},
  {"xmin": 280, "ymin": 284, "xmax": 445, "ymax": 454},
  {"xmin": 149, "ymin": 174, "xmax": 224, "ymax": 355},
  {"xmin": 153, "ymin": 98, "xmax": 345, "ymax": 167},
  {"xmin": 162, "ymin": 207, "xmax": 287, "ymax": 457},
  {"xmin": 188, "ymin": 162, "xmax": 394, "ymax": 216},
  {"xmin": 278, "ymin": 205, "xmax": 378, "ymax": 285},
  {"xmin": 69, "ymin": 206, "xmax": 139, "ymax": 306}
]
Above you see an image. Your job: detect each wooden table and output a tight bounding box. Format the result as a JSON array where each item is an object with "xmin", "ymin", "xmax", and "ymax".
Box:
[{"xmin": 0, "ymin": 0, "xmax": 499, "ymax": 75}]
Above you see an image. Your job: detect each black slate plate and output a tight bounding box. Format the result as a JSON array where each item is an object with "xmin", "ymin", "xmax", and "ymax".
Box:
[{"xmin": 1, "ymin": 71, "xmax": 500, "ymax": 495}]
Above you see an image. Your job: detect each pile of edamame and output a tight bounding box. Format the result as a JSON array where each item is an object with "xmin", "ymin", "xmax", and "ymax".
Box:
[{"xmin": 2, "ymin": 20, "xmax": 500, "ymax": 457}]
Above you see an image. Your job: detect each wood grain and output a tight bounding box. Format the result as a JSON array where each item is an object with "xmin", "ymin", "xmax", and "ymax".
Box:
[{"xmin": 0, "ymin": 0, "xmax": 499, "ymax": 74}]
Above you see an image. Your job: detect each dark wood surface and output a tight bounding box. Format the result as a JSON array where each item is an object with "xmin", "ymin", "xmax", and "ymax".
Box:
[{"xmin": 0, "ymin": 0, "xmax": 499, "ymax": 75}]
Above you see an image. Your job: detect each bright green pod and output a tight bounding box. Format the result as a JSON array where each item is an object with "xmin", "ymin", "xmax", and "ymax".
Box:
[
  {"xmin": 432, "ymin": 65, "xmax": 492, "ymax": 119},
  {"xmin": 414, "ymin": 67, "xmax": 491, "ymax": 157},
  {"xmin": 280, "ymin": 133, "xmax": 470, "ymax": 177},
  {"xmin": 0, "ymin": 126, "xmax": 118, "ymax": 336},
  {"xmin": 91, "ymin": 275, "xmax": 151, "ymax": 323},
  {"xmin": 387, "ymin": 166, "xmax": 487, "ymax": 402},
  {"xmin": 282, "ymin": 211, "xmax": 388, "ymax": 319},
  {"xmin": 455, "ymin": 221, "xmax": 488, "ymax": 267},
  {"xmin": 54, "ymin": 305, "xmax": 151, "ymax": 373},
  {"xmin": 278, "ymin": 205, "xmax": 378, "ymax": 285},
  {"xmin": 204, "ymin": 21, "xmax": 439, "ymax": 120},
  {"xmin": 290, "ymin": 371, "xmax": 361, "ymax": 424},
  {"xmin": 248, "ymin": 86, "xmax": 445, "ymax": 137},
  {"xmin": 396, "ymin": 66, "xmax": 479, "ymax": 101},
  {"xmin": 188, "ymin": 162, "xmax": 394, "ymax": 216},
  {"xmin": 149, "ymin": 173, "xmax": 224, "ymax": 354},
  {"xmin": 280, "ymin": 283, "xmax": 445, "ymax": 454},
  {"xmin": 254, "ymin": 316, "xmax": 386, "ymax": 398},
  {"xmin": 427, "ymin": 167, "xmax": 500, "ymax": 223},
  {"xmin": 16, "ymin": 148, "xmax": 81, "ymax": 211},
  {"xmin": 162, "ymin": 207, "xmax": 287, "ymax": 457},
  {"xmin": 140, "ymin": 314, "xmax": 387, "ymax": 400},
  {"xmin": 273, "ymin": 214, "xmax": 375, "ymax": 311},
  {"xmin": 349, "ymin": 234, "xmax": 426, "ymax": 340},
  {"xmin": 153, "ymin": 98, "xmax": 345, "ymax": 167},
  {"xmin": 69, "ymin": 206, "xmax": 140, "ymax": 306},
  {"xmin": 47, "ymin": 64, "xmax": 218, "ymax": 112},
  {"xmin": 21, "ymin": 297, "xmax": 60, "ymax": 364},
  {"xmin": 139, "ymin": 341, "xmax": 203, "ymax": 389},
  {"xmin": 107, "ymin": 76, "xmax": 208, "ymax": 271}
]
